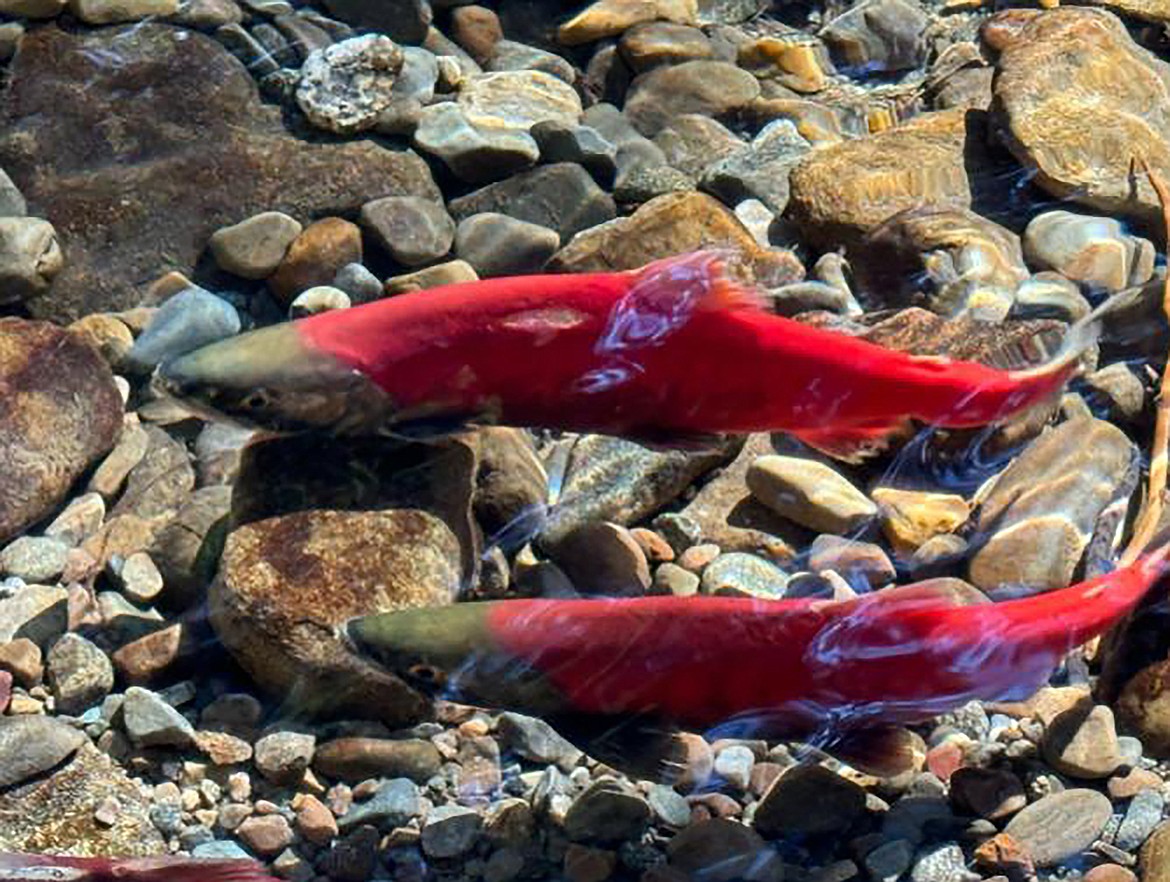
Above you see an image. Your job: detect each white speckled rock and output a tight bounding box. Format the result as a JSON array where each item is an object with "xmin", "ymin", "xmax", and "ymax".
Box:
[{"xmin": 297, "ymin": 35, "xmax": 405, "ymax": 135}]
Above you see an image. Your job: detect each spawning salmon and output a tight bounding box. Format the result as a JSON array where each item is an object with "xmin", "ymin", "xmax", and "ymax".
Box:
[
  {"xmin": 155, "ymin": 250, "xmax": 1098, "ymax": 461},
  {"xmin": 0, "ymin": 854, "xmax": 279, "ymax": 881},
  {"xmin": 347, "ymin": 544, "xmax": 1169, "ymax": 779}
]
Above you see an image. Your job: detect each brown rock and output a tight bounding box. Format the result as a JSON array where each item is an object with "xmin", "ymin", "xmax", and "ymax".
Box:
[
  {"xmin": 564, "ymin": 844, "xmax": 617, "ymax": 882},
  {"xmin": 313, "ymin": 738, "xmax": 442, "ymax": 783},
  {"xmin": 1117, "ymin": 659, "xmax": 1170, "ymax": 757},
  {"xmin": 237, "ymin": 814, "xmax": 294, "ymax": 857},
  {"xmin": 295, "ymin": 793, "xmax": 338, "ymax": 845},
  {"xmin": 786, "ymin": 109, "xmax": 985, "ymax": 246},
  {"xmin": 0, "ymin": 319, "xmax": 123, "ymax": 543},
  {"xmin": 1142, "ymin": 821, "xmax": 1170, "ymax": 882},
  {"xmin": 1042, "ymin": 699, "xmax": 1122, "ymax": 779},
  {"xmin": 973, "ymin": 832, "xmax": 1035, "ymax": 878},
  {"xmin": 547, "ymin": 522, "xmax": 652, "ymax": 596},
  {"xmin": 753, "ymin": 764, "xmax": 866, "ymax": 838},
  {"xmin": 619, "ymin": 22, "xmax": 713, "ymax": 72},
  {"xmin": 547, "ymin": 190, "xmax": 803, "ymax": 289},
  {"xmin": 451, "ymin": 5, "xmax": 502, "ymax": 64},
  {"xmin": 111, "ymin": 425, "xmax": 195, "ymax": 522},
  {"xmin": 87, "ymin": 421, "xmax": 149, "ymax": 501},
  {"xmin": 147, "ymin": 485, "xmax": 232, "ymax": 610},
  {"xmin": 557, "ymin": 0, "xmax": 698, "ymax": 45},
  {"xmin": 992, "ymin": 8, "xmax": 1170, "ymax": 224},
  {"xmin": 949, "ymin": 766, "xmax": 1027, "ymax": 821},
  {"xmin": 0, "ymin": 638, "xmax": 43, "ymax": 687},
  {"xmin": 0, "ymin": 742, "xmax": 165, "ymax": 854},
  {"xmin": 1003, "ymin": 789, "xmax": 1113, "ymax": 867},
  {"xmin": 666, "ymin": 818, "xmax": 771, "ymax": 881},
  {"xmin": 0, "ymin": 24, "xmax": 437, "ymax": 323},
  {"xmin": 623, "ymin": 60, "xmax": 760, "ymax": 136},
  {"xmin": 1085, "ymin": 865, "xmax": 1138, "ymax": 882},
  {"xmin": 0, "ymin": 670, "xmax": 8, "ymax": 713},
  {"xmin": 68, "ymin": 314, "xmax": 134, "ymax": 368},
  {"xmin": 194, "ymin": 730, "xmax": 254, "ymax": 765},
  {"xmin": 110, "ymin": 624, "xmax": 185, "ymax": 684},
  {"xmin": 872, "ymin": 487, "xmax": 969, "ymax": 554},
  {"xmin": 267, "ymin": 217, "xmax": 363, "ymax": 307},
  {"xmin": 1109, "ymin": 767, "xmax": 1163, "ymax": 800}
]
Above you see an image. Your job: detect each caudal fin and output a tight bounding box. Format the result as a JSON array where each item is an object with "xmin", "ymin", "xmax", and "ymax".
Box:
[{"xmin": 1007, "ymin": 292, "xmax": 1115, "ymax": 383}]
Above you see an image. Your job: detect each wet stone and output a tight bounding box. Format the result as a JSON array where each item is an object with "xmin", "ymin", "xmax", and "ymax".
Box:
[
  {"xmin": 620, "ymin": 21, "xmax": 713, "ymax": 72},
  {"xmin": 237, "ymin": 813, "xmax": 294, "ymax": 857},
  {"xmin": 700, "ymin": 119, "xmax": 811, "ymax": 216},
  {"xmin": 1042, "ymin": 700, "xmax": 1123, "ymax": 779},
  {"xmin": 1116, "ymin": 788, "xmax": 1164, "ymax": 852},
  {"xmin": 414, "ymin": 102, "xmax": 539, "ymax": 183},
  {"xmin": 666, "ymin": 818, "xmax": 770, "ymax": 880},
  {"xmin": 754, "ymin": 765, "xmax": 867, "ymax": 838},
  {"xmin": 0, "ymin": 584, "xmax": 68, "ymax": 647},
  {"xmin": 968, "ymin": 417, "xmax": 1137, "ymax": 595},
  {"xmin": 821, "ymin": 0, "xmax": 928, "ymax": 74},
  {"xmin": 613, "ymin": 163, "xmax": 694, "ymax": 204},
  {"xmin": 872, "ymin": 488, "xmax": 969, "ymax": 554},
  {"xmin": 648, "ymin": 784, "xmax": 691, "ymax": 829},
  {"xmin": 1023, "ymin": 210, "xmax": 1155, "ymax": 293},
  {"xmin": 313, "ymin": 737, "xmax": 442, "ymax": 782},
  {"xmin": 530, "ymin": 121, "xmax": 618, "ymax": 186},
  {"xmin": 713, "ymin": 745, "xmax": 754, "ymax": 791},
  {"xmin": 497, "ymin": 712, "xmax": 583, "ymax": 768},
  {"xmin": 564, "ymin": 779, "xmax": 652, "ymax": 845},
  {"xmin": 111, "ymin": 425, "xmax": 195, "ymax": 522},
  {"xmin": 268, "ymin": 217, "xmax": 363, "ymax": 307},
  {"xmin": 289, "ymin": 284, "xmax": 350, "ymax": 318},
  {"xmin": 747, "ymin": 455, "xmax": 877, "ymax": 535},
  {"xmin": 450, "ymin": 4, "xmax": 502, "ymax": 64},
  {"xmin": 384, "ymin": 259, "xmax": 478, "ymax": 294},
  {"xmin": 332, "ymin": 262, "xmax": 383, "ymax": 304},
  {"xmin": 0, "ymin": 638, "xmax": 42, "ymax": 688},
  {"xmin": 209, "ymin": 211, "xmax": 302, "ymax": 280},
  {"xmin": 0, "ymin": 537, "xmax": 68, "ymax": 583},
  {"xmin": 652, "ymin": 562, "xmax": 701, "ymax": 596},
  {"xmin": 124, "ymin": 286, "xmax": 240, "ymax": 373},
  {"xmin": 449, "ymin": 163, "xmax": 616, "ymax": 244},
  {"xmin": 121, "ymin": 686, "xmax": 196, "ymax": 748},
  {"xmin": 866, "ymin": 839, "xmax": 916, "ymax": 882},
  {"xmin": 296, "ymin": 35, "xmax": 404, "ymax": 135},
  {"xmin": 0, "ymin": 320, "xmax": 122, "ymax": 544},
  {"xmin": 360, "ymin": 195, "xmax": 455, "ymax": 267},
  {"xmin": 337, "ymin": 778, "xmax": 421, "ymax": 830},
  {"xmin": 0, "ymin": 218, "xmax": 62, "ymax": 305},
  {"xmin": 47, "ymin": 633, "xmax": 114, "ymax": 716},
  {"xmin": 455, "ymin": 213, "xmax": 560, "ymax": 277},
  {"xmin": 807, "ymin": 535, "xmax": 895, "ymax": 589},
  {"xmin": 422, "ymin": 804, "xmax": 483, "ymax": 859},
  {"xmin": 487, "ymin": 40, "xmax": 575, "ymax": 83},
  {"xmin": 0, "ymin": 714, "xmax": 86, "ymax": 788},
  {"xmin": 623, "ymin": 60, "xmax": 761, "ymax": 137},
  {"xmin": 255, "ymin": 731, "xmax": 316, "ymax": 784},
  {"xmin": 547, "ymin": 522, "xmax": 652, "ymax": 597},
  {"xmin": 700, "ymin": 552, "xmax": 788, "ymax": 598},
  {"xmin": 655, "ymin": 114, "xmax": 746, "ymax": 180},
  {"xmin": 948, "ymin": 767, "xmax": 1026, "ymax": 821},
  {"xmin": 910, "ymin": 842, "xmax": 972, "ymax": 882},
  {"xmin": 1003, "ymin": 789, "xmax": 1113, "ymax": 867}
]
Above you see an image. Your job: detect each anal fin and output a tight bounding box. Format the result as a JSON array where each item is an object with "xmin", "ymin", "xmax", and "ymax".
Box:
[
  {"xmin": 790, "ymin": 418, "xmax": 916, "ymax": 464},
  {"xmin": 545, "ymin": 712, "xmax": 690, "ymax": 784},
  {"xmin": 811, "ymin": 725, "xmax": 926, "ymax": 779}
]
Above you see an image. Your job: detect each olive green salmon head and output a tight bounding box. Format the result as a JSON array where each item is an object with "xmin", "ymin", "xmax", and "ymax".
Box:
[{"xmin": 152, "ymin": 324, "xmax": 397, "ymax": 434}]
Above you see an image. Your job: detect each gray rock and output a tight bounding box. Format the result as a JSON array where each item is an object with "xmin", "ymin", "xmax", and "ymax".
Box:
[
  {"xmin": 208, "ymin": 211, "xmax": 303, "ymax": 280},
  {"xmin": 121, "ymin": 686, "xmax": 196, "ymax": 748},
  {"xmin": 865, "ymin": 839, "xmax": 915, "ymax": 882},
  {"xmin": 700, "ymin": 552, "xmax": 789, "ymax": 598},
  {"xmin": 454, "ymin": 213, "xmax": 559, "ymax": 277},
  {"xmin": 115, "ymin": 552, "xmax": 164, "ymax": 604},
  {"xmin": 421, "ymin": 804, "xmax": 483, "ymax": 858},
  {"xmin": 651, "ymin": 562, "xmax": 701, "ymax": 596},
  {"xmin": 713, "ymin": 745, "xmax": 754, "ymax": 791},
  {"xmin": 332, "ymin": 262, "xmax": 383, "ymax": 304},
  {"xmin": 0, "ymin": 217, "xmax": 63, "ymax": 304},
  {"xmin": 648, "ymin": 783, "xmax": 691, "ymax": 829},
  {"xmin": 297, "ymin": 35, "xmax": 404, "ymax": 135},
  {"xmin": 374, "ymin": 46, "xmax": 440, "ymax": 135},
  {"xmin": 448, "ymin": 162, "xmax": 615, "ymax": 243},
  {"xmin": 193, "ymin": 840, "xmax": 252, "ymax": 859},
  {"xmin": 0, "ymin": 584, "xmax": 68, "ymax": 646},
  {"xmin": 0, "ymin": 536, "xmax": 69, "ymax": 583},
  {"xmin": 821, "ymin": 0, "xmax": 929, "ymax": 74},
  {"xmin": 747, "ymin": 455, "xmax": 877, "ymax": 534},
  {"xmin": 666, "ymin": 818, "xmax": 772, "ymax": 880},
  {"xmin": 530, "ymin": 121, "xmax": 617, "ymax": 186},
  {"xmin": 125, "ymin": 286, "xmax": 241, "ymax": 372},
  {"xmin": 1003, "ymin": 789, "xmax": 1113, "ymax": 867},
  {"xmin": 254, "ymin": 731, "xmax": 316, "ymax": 784},
  {"xmin": 318, "ymin": 0, "xmax": 430, "ymax": 43},
  {"xmin": 360, "ymin": 195, "xmax": 455, "ymax": 266},
  {"xmin": 44, "ymin": 493, "xmax": 106, "ymax": 548},
  {"xmin": 1010, "ymin": 273, "xmax": 1092, "ymax": 323},
  {"xmin": 564, "ymin": 779, "xmax": 652, "ymax": 844},
  {"xmin": 414, "ymin": 102, "xmax": 539, "ymax": 182},
  {"xmin": 487, "ymin": 39, "xmax": 575, "ymax": 83},
  {"xmin": 459, "ymin": 70, "xmax": 581, "ymax": 131},
  {"xmin": 0, "ymin": 715, "xmax": 86, "ymax": 788},
  {"xmin": 1115, "ymin": 788, "xmax": 1164, "ymax": 852},
  {"xmin": 582, "ymin": 102, "xmax": 669, "ymax": 178},
  {"xmin": 497, "ymin": 712, "xmax": 583, "ymax": 767},
  {"xmin": 1042, "ymin": 700, "xmax": 1122, "ymax": 779},
  {"xmin": 701, "ymin": 119, "xmax": 812, "ymax": 215},
  {"xmin": 910, "ymin": 842, "xmax": 972, "ymax": 882},
  {"xmin": 613, "ymin": 163, "xmax": 694, "ymax": 204},
  {"xmin": 654, "ymin": 113, "xmax": 744, "ymax": 179},
  {"xmin": 337, "ymin": 778, "xmax": 421, "ymax": 830},
  {"xmin": 808, "ymin": 535, "xmax": 895, "ymax": 589},
  {"xmin": 47, "ymin": 633, "xmax": 115, "ymax": 716},
  {"xmin": 0, "ymin": 167, "xmax": 26, "ymax": 217}
]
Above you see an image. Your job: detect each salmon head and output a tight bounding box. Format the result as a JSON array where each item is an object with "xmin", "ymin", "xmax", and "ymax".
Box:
[{"xmin": 152, "ymin": 323, "xmax": 397, "ymax": 435}]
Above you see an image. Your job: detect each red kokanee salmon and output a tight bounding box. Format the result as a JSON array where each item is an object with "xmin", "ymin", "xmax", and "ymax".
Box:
[
  {"xmin": 347, "ymin": 544, "xmax": 1170, "ymax": 778},
  {"xmin": 155, "ymin": 251, "xmax": 1098, "ymax": 461},
  {"xmin": 0, "ymin": 854, "xmax": 279, "ymax": 881}
]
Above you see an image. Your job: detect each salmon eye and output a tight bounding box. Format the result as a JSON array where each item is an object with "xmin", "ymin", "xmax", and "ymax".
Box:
[
  {"xmin": 242, "ymin": 390, "xmax": 272, "ymax": 410},
  {"xmin": 406, "ymin": 664, "xmax": 446, "ymax": 688}
]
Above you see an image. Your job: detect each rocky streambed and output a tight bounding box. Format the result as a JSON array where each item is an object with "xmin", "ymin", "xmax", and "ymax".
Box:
[{"xmin": 4, "ymin": 0, "xmax": 1170, "ymax": 881}]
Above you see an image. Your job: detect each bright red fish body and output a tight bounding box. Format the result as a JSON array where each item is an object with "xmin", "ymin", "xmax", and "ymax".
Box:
[
  {"xmin": 0, "ymin": 854, "xmax": 278, "ymax": 882},
  {"xmin": 350, "ymin": 547, "xmax": 1168, "ymax": 744},
  {"xmin": 157, "ymin": 251, "xmax": 1091, "ymax": 457}
]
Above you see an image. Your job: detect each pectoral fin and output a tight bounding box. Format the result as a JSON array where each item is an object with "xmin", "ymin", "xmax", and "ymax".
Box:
[{"xmin": 545, "ymin": 712, "xmax": 691, "ymax": 784}]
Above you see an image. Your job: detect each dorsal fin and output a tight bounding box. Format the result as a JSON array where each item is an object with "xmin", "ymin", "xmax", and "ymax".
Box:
[{"xmin": 628, "ymin": 250, "xmax": 769, "ymax": 315}]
